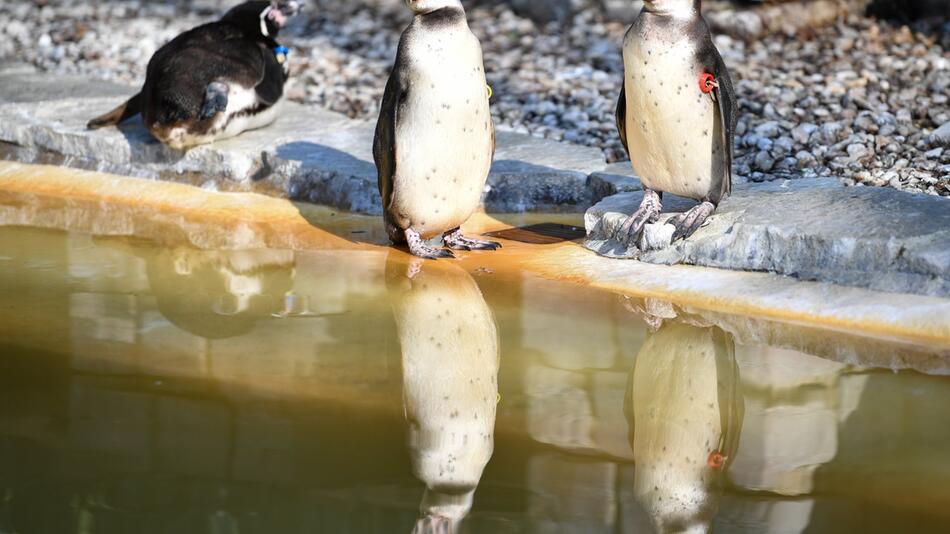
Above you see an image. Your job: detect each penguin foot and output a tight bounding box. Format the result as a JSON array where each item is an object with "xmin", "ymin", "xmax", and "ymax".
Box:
[
  {"xmin": 199, "ymin": 81, "xmax": 229, "ymax": 121},
  {"xmin": 442, "ymin": 229, "xmax": 502, "ymax": 251},
  {"xmin": 619, "ymin": 189, "xmax": 662, "ymax": 246},
  {"xmin": 406, "ymin": 229, "xmax": 454, "ymax": 259},
  {"xmin": 670, "ymin": 201, "xmax": 716, "ymax": 241}
]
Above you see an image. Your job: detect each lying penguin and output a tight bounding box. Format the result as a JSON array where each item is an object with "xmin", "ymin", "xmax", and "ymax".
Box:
[
  {"xmin": 385, "ymin": 254, "xmax": 499, "ymax": 531},
  {"xmin": 374, "ymin": 0, "xmax": 501, "ymax": 259},
  {"xmin": 87, "ymin": 1, "xmax": 301, "ymax": 150},
  {"xmin": 616, "ymin": 0, "xmax": 737, "ymax": 243}
]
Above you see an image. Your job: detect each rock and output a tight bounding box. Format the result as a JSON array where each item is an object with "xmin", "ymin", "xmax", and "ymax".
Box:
[
  {"xmin": 640, "ymin": 223, "xmax": 675, "ymax": 252},
  {"xmin": 510, "ymin": 0, "xmax": 574, "ymax": 24},
  {"xmin": 0, "ymin": 67, "xmax": 606, "ymax": 215},
  {"xmin": 754, "ymin": 151, "xmax": 775, "ymax": 171},
  {"xmin": 847, "ymin": 143, "xmax": 871, "ymax": 161},
  {"xmin": 930, "ymin": 121, "xmax": 950, "ymax": 148},
  {"xmin": 601, "ymin": 0, "xmax": 643, "ymax": 21},
  {"xmin": 755, "ymin": 121, "xmax": 782, "ymax": 139},
  {"xmin": 796, "ymin": 151, "xmax": 817, "ymax": 168},
  {"xmin": 587, "ymin": 161, "xmax": 643, "ymax": 203},
  {"xmin": 792, "ymin": 123, "xmax": 818, "ymax": 145},
  {"xmin": 585, "ymin": 179, "xmax": 950, "ymax": 298},
  {"xmin": 487, "ymin": 129, "xmax": 607, "ymax": 211},
  {"xmin": 821, "ymin": 122, "xmax": 844, "ymax": 144}
]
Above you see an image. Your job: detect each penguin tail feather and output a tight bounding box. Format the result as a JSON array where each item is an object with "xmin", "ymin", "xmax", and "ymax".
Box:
[{"xmin": 87, "ymin": 93, "xmax": 141, "ymax": 130}]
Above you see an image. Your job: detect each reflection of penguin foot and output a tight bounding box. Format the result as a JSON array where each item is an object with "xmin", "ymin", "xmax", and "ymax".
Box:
[
  {"xmin": 619, "ymin": 189, "xmax": 662, "ymax": 245},
  {"xmin": 670, "ymin": 201, "xmax": 715, "ymax": 241},
  {"xmin": 199, "ymin": 81, "xmax": 230, "ymax": 120},
  {"xmin": 443, "ymin": 228, "xmax": 501, "ymax": 251},
  {"xmin": 406, "ymin": 257, "xmax": 425, "ymax": 279},
  {"xmin": 412, "ymin": 514, "xmax": 454, "ymax": 534},
  {"xmin": 621, "ymin": 295, "xmax": 677, "ymax": 332},
  {"xmin": 407, "ymin": 229, "xmax": 455, "ymax": 259}
]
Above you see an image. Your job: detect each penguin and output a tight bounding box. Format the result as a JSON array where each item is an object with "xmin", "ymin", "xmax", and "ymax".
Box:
[
  {"xmin": 87, "ymin": 1, "xmax": 301, "ymax": 150},
  {"xmin": 374, "ymin": 0, "xmax": 501, "ymax": 259},
  {"xmin": 133, "ymin": 245, "xmax": 296, "ymax": 339},
  {"xmin": 624, "ymin": 320, "xmax": 743, "ymax": 534},
  {"xmin": 385, "ymin": 253, "xmax": 499, "ymax": 531},
  {"xmin": 615, "ymin": 0, "xmax": 737, "ymax": 243}
]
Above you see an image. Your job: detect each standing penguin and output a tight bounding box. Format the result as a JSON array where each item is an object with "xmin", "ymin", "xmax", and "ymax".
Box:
[
  {"xmin": 616, "ymin": 0, "xmax": 737, "ymax": 243},
  {"xmin": 87, "ymin": 1, "xmax": 301, "ymax": 150},
  {"xmin": 374, "ymin": 0, "xmax": 501, "ymax": 259}
]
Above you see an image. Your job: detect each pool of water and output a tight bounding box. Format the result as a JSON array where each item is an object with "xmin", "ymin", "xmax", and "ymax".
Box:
[{"xmin": 0, "ymin": 224, "xmax": 948, "ymax": 533}]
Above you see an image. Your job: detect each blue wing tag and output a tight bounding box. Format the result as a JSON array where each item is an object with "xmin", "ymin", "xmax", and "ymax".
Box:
[{"xmin": 274, "ymin": 45, "xmax": 289, "ymax": 64}]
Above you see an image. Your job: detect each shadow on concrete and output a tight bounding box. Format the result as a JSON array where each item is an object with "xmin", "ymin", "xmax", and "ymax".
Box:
[{"xmin": 275, "ymin": 141, "xmax": 387, "ymax": 246}]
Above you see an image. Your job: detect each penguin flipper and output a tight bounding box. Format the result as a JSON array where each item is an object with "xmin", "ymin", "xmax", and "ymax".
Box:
[
  {"xmin": 87, "ymin": 93, "xmax": 142, "ymax": 129},
  {"xmin": 254, "ymin": 44, "xmax": 285, "ymax": 106},
  {"xmin": 199, "ymin": 81, "xmax": 230, "ymax": 121},
  {"xmin": 615, "ymin": 83, "xmax": 629, "ymax": 156},
  {"xmin": 713, "ymin": 82, "xmax": 733, "ymax": 201},
  {"xmin": 702, "ymin": 48, "xmax": 736, "ymax": 203},
  {"xmin": 374, "ymin": 60, "xmax": 407, "ymax": 224}
]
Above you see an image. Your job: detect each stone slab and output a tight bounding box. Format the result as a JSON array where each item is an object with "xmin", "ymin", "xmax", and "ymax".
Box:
[
  {"xmin": 0, "ymin": 67, "xmax": 607, "ymax": 214},
  {"xmin": 586, "ymin": 161, "xmax": 643, "ymax": 204},
  {"xmin": 585, "ymin": 179, "xmax": 950, "ymax": 297}
]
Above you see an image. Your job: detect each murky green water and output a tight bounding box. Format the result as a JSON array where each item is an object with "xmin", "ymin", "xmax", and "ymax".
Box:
[{"xmin": 1, "ymin": 225, "xmax": 949, "ymax": 533}]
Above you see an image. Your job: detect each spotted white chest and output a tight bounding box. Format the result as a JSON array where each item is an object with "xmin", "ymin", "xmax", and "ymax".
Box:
[
  {"xmin": 393, "ymin": 267, "xmax": 498, "ymax": 492},
  {"xmin": 623, "ymin": 34, "xmax": 726, "ymax": 200},
  {"xmin": 391, "ymin": 25, "xmax": 493, "ymax": 239}
]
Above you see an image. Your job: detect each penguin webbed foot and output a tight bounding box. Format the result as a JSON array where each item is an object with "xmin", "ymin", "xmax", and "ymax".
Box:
[
  {"xmin": 406, "ymin": 229, "xmax": 455, "ymax": 260},
  {"xmin": 670, "ymin": 201, "xmax": 716, "ymax": 241},
  {"xmin": 619, "ymin": 189, "xmax": 662, "ymax": 246},
  {"xmin": 442, "ymin": 229, "xmax": 502, "ymax": 252},
  {"xmin": 199, "ymin": 81, "xmax": 229, "ymax": 121}
]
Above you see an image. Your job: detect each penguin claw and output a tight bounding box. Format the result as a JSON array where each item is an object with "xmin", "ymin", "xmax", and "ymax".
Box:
[
  {"xmin": 442, "ymin": 231, "xmax": 502, "ymax": 252},
  {"xmin": 408, "ymin": 245, "xmax": 455, "ymax": 260},
  {"xmin": 619, "ymin": 189, "xmax": 662, "ymax": 246},
  {"xmin": 670, "ymin": 201, "xmax": 716, "ymax": 241},
  {"xmin": 405, "ymin": 229, "xmax": 455, "ymax": 259}
]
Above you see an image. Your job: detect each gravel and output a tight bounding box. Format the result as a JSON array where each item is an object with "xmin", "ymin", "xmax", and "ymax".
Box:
[{"xmin": 1, "ymin": 0, "xmax": 948, "ymax": 196}]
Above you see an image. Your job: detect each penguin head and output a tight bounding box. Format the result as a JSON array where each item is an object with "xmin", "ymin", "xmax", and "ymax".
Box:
[
  {"xmin": 643, "ymin": 0, "xmax": 700, "ymax": 19},
  {"xmin": 405, "ymin": 0, "xmax": 463, "ymax": 15},
  {"xmin": 223, "ymin": 1, "xmax": 302, "ymax": 38}
]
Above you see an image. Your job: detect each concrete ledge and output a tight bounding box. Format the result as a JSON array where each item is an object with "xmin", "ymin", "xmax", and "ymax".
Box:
[
  {"xmin": 0, "ymin": 66, "xmax": 611, "ymax": 214},
  {"xmin": 1, "ymin": 162, "xmax": 948, "ymax": 353},
  {"xmin": 585, "ymin": 179, "xmax": 950, "ymax": 298}
]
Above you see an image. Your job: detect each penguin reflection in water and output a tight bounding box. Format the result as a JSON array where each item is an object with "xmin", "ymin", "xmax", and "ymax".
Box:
[
  {"xmin": 386, "ymin": 254, "xmax": 499, "ymax": 532},
  {"xmin": 375, "ymin": 0, "xmax": 501, "ymax": 259},
  {"xmin": 624, "ymin": 306, "xmax": 743, "ymax": 533},
  {"xmin": 88, "ymin": 1, "xmax": 301, "ymax": 150},
  {"xmin": 616, "ymin": 0, "xmax": 737, "ymax": 243}
]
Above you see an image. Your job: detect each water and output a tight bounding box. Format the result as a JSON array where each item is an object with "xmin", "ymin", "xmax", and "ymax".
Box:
[{"xmin": 0, "ymin": 224, "xmax": 948, "ymax": 533}]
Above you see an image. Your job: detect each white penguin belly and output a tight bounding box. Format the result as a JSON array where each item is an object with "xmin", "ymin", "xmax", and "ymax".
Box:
[
  {"xmin": 393, "ymin": 29, "xmax": 493, "ymax": 238},
  {"xmin": 624, "ymin": 37, "xmax": 725, "ymax": 200},
  {"xmin": 631, "ymin": 323, "xmax": 731, "ymax": 532},
  {"xmin": 393, "ymin": 264, "xmax": 498, "ymax": 493}
]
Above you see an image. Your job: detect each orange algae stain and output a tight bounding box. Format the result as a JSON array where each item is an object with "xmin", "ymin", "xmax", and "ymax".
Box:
[{"xmin": 0, "ymin": 161, "xmax": 363, "ymax": 251}]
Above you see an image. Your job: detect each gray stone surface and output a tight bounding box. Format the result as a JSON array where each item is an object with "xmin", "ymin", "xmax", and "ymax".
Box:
[
  {"xmin": 586, "ymin": 179, "xmax": 950, "ymax": 297},
  {"xmin": 509, "ymin": 0, "xmax": 575, "ymax": 23},
  {"xmin": 0, "ymin": 67, "xmax": 607, "ymax": 214},
  {"xmin": 931, "ymin": 121, "xmax": 950, "ymax": 148},
  {"xmin": 587, "ymin": 161, "xmax": 643, "ymax": 203}
]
